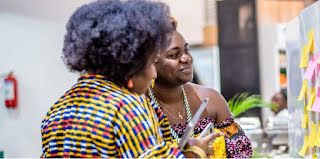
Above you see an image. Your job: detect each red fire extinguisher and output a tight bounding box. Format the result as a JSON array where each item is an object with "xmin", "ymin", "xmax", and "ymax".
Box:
[{"xmin": 4, "ymin": 72, "xmax": 18, "ymax": 109}]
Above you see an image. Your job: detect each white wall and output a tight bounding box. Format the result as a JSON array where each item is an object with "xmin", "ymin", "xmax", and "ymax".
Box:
[
  {"xmin": 258, "ymin": 24, "xmax": 282, "ymax": 125},
  {"xmin": 0, "ymin": 14, "xmax": 77, "ymax": 157},
  {"xmin": 0, "ymin": 0, "xmax": 207, "ymax": 45},
  {"xmin": 258, "ymin": 24, "xmax": 279, "ymax": 101},
  {"xmin": 0, "ymin": 0, "xmax": 90, "ymax": 23},
  {"xmin": 161, "ymin": 0, "xmax": 206, "ymax": 44}
]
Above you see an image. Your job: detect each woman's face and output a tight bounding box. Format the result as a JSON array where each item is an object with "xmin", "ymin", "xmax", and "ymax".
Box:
[
  {"xmin": 129, "ymin": 53, "xmax": 158, "ymax": 95},
  {"xmin": 155, "ymin": 31, "xmax": 193, "ymax": 86}
]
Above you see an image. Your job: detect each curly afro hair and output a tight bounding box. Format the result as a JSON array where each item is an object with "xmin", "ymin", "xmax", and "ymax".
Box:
[{"xmin": 62, "ymin": 0, "xmax": 174, "ymax": 86}]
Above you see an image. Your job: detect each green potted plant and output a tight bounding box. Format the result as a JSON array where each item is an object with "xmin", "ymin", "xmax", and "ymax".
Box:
[{"xmin": 228, "ymin": 92, "xmax": 274, "ymax": 118}]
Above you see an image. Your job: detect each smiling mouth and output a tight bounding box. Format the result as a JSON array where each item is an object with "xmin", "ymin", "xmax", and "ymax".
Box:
[{"xmin": 180, "ymin": 66, "xmax": 192, "ymax": 72}]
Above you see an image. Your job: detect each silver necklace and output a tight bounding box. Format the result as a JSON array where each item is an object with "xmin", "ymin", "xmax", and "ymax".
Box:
[{"xmin": 148, "ymin": 86, "xmax": 192, "ymax": 142}]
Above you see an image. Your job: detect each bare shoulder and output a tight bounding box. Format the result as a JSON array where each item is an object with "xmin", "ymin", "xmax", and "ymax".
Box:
[
  {"xmin": 186, "ymin": 82, "xmax": 232, "ymax": 122},
  {"xmin": 187, "ymin": 82, "xmax": 222, "ymax": 100}
]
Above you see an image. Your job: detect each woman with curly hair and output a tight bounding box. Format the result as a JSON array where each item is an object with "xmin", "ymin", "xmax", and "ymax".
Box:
[
  {"xmin": 41, "ymin": 0, "xmax": 220, "ymax": 158},
  {"xmin": 148, "ymin": 19, "xmax": 253, "ymax": 158}
]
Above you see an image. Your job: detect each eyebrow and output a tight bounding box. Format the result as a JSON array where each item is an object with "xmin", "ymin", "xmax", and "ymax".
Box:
[
  {"xmin": 167, "ymin": 43, "xmax": 189, "ymax": 52},
  {"xmin": 167, "ymin": 47, "xmax": 179, "ymax": 52}
]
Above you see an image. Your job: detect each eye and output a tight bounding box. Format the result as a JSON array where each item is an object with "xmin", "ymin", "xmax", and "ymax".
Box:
[{"xmin": 167, "ymin": 50, "xmax": 180, "ymax": 59}]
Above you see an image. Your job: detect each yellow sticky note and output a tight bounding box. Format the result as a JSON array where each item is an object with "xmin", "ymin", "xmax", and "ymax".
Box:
[
  {"xmin": 312, "ymin": 153, "xmax": 317, "ymax": 159},
  {"xmin": 310, "ymin": 38, "xmax": 314, "ymax": 54},
  {"xmin": 307, "ymin": 88, "xmax": 316, "ymax": 111},
  {"xmin": 316, "ymin": 124, "xmax": 320, "ymax": 146},
  {"xmin": 300, "ymin": 45, "xmax": 309, "ymax": 68},
  {"xmin": 301, "ymin": 112, "xmax": 308, "ymax": 129},
  {"xmin": 298, "ymin": 80, "xmax": 308, "ymax": 101},
  {"xmin": 307, "ymin": 29, "xmax": 315, "ymax": 54},
  {"xmin": 308, "ymin": 122, "xmax": 317, "ymax": 147},
  {"xmin": 299, "ymin": 135, "xmax": 309, "ymax": 157},
  {"xmin": 315, "ymin": 124, "xmax": 320, "ymax": 147}
]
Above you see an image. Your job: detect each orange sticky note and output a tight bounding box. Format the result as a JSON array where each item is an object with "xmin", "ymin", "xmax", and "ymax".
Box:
[
  {"xmin": 307, "ymin": 88, "xmax": 316, "ymax": 111},
  {"xmin": 308, "ymin": 122, "xmax": 317, "ymax": 147},
  {"xmin": 307, "ymin": 29, "xmax": 315, "ymax": 54},
  {"xmin": 299, "ymin": 135, "xmax": 309, "ymax": 156},
  {"xmin": 301, "ymin": 112, "xmax": 308, "ymax": 129},
  {"xmin": 298, "ymin": 80, "xmax": 308, "ymax": 101},
  {"xmin": 300, "ymin": 45, "xmax": 309, "ymax": 68}
]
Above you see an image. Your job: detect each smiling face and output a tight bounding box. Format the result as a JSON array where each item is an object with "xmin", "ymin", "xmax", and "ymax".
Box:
[{"xmin": 155, "ymin": 31, "xmax": 193, "ymax": 86}]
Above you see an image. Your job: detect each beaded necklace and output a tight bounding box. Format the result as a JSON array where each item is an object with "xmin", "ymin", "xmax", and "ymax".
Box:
[{"xmin": 148, "ymin": 86, "xmax": 193, "ymax": 143}]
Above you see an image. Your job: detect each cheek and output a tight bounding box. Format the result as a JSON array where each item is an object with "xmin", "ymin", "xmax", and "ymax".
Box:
[
  {"xmin": 130, "ymin": 65, "xmax": 157, "ymax": 94},
  {"xmin": 156, "ymin": 61, "xmax": 177, "ymax": 77},
  {"xmin": 148, "ymin": 65, "xmax": 157, "ymax": 80},
  {"xmin": 140, "ymin": 65, "xmax": 156, "ymax": 89},
  {"xmin": 190, "ymin": 54, "xmax": 194, "ymax": 62}
]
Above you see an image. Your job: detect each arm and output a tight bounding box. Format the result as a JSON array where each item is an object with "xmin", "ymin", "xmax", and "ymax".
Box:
[
  {"xmin": 206, "ymin": 89, "xmax": 232, "ymax": 123},
  {"xmin": 111, "ymin": 96, "xmax": 185, "ymax": 158},
  {"xmin": 89, "ymin": 93, "xmax": 185, "ymax": 158},
  {"xmin": 216, "ymin": 117, "xmax": 253, "ymax": 158},
  {"xmin": 194, "ymin": 85, "xmax": 252, "ymax": 158},
  {"xmin": 151, "ymin": 94, "xmax": 214, "ymax": 158},
  {"xmin": 207, "ymin": 90, "xmax": 253, "ymax": 158},
  {"xmin": 194, "ymin": 85, "xmax": 232, "ymax": 123}
]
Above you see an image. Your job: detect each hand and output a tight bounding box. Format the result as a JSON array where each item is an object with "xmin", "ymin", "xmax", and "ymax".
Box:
[{"xmin": 187, "ymin": 132, "xmax": 223, "ymax": 155}]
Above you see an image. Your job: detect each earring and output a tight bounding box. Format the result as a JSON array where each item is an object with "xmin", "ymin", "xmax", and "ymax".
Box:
[
  {"xmin": 151, "ymin": 79, "xmax": 155, "ymax": 88},
  {"xmin": 127, "ymin": 79, "xmax": 133, "ymax": 88}
]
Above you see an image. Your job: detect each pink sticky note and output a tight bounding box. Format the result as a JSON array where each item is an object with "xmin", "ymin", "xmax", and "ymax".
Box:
[
  {"xmin": 311, "ymin": 97, "xmax": 320, "ymax": 112},
  {"xmin": 314, "ymin": 53, "xmax": 320, "ymax": 74},
  {"xmin": 304, "ymin": 57, "xmax": 317, "ymax": 80},
  {"xmin": 315, "ymin": 52, "xmax": 320, "ymax": 62}
]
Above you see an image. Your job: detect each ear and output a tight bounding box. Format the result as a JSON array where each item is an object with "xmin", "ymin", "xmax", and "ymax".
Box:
[{"xmin": 127, "ymin": 79, "xmax": 133, "ymax": 89}]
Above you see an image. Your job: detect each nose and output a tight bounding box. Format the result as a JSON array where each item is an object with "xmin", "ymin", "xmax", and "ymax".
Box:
[{"xmin": 180, "ymin": 53, "xmax": 192, "ymax": 64}]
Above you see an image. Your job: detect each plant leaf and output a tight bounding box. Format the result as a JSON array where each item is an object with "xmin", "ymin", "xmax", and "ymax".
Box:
[{"xmin": 227, "ymin": 93, "xmax": 273, "ymax": 117}]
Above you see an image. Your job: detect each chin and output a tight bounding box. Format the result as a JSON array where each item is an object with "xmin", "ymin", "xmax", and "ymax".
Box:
[{"xmin": 180, "ymin": 77, "xmax": 193, "ymax": 84}]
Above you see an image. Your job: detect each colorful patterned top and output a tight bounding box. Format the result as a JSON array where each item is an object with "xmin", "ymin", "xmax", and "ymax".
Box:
[
  {"xmin": 41, "ymin": 74, "xmax": 184, "ymax": 158},
  {"xmin": 171, "ymin": 117, "xmax": 253, "ymax": 158}
]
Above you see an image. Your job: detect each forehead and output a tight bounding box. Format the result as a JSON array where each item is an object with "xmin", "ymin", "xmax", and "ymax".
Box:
[
  {"xmin": 167, "ymin": 32, "xmax": 185, "ymax": 47},
  {"xmin": 272, "ymin": 93, "xmax": 284, "ymax": 100}
]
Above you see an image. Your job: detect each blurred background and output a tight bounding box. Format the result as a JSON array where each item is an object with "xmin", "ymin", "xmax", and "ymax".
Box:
[{"xmin": 0, "ymin": 0, "xmax": 317, "ymax": 158}]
